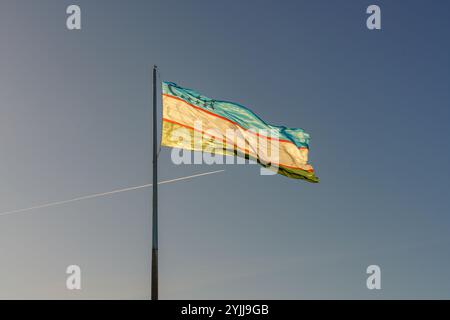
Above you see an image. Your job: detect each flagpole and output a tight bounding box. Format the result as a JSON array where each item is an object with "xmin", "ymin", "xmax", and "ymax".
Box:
[{"xmin": 151, "ymin": 65, "xmax": 159, "ymax": 300}]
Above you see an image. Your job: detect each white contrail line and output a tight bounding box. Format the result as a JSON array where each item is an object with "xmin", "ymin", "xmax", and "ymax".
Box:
[{"xmin": 0, "ymin": 170, "xmax": 225, "ymax": 217}]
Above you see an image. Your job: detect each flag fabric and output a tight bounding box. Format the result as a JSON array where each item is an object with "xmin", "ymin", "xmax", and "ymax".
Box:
[{"xmin": 161, "ymin": 81, "xmax": 319, "ymax": 183}]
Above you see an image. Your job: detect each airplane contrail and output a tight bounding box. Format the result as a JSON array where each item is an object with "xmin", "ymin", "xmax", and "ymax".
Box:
[{"xmin": 0, "ymin": 169, "xmax": 225, "ymax": 217}]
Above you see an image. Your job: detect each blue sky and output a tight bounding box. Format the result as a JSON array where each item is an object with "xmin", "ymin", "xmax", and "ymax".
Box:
[{"xmin": 0, "ymin": 0, "xmax": 449, "ymax": 299}]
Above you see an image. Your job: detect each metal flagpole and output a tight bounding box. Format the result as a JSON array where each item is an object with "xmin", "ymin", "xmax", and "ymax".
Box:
[{"xmin": 151, "ymin": 65, "xmax": 159, "ymax": 300}]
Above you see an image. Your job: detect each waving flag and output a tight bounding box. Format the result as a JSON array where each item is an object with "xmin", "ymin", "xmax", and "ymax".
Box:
[{"xmin": 161, "ymin": 82, "xmax": 319, "ymax": 183}]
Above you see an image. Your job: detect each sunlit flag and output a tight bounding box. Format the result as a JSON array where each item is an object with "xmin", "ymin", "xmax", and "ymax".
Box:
[{"xmin": 161, "ymin": 81, "xmax": 318, "ymax": 183}]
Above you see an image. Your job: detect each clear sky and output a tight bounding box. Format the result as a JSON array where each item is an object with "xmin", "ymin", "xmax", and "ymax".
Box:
[{"xmin": 0, "ymin": 0, "xmax": 449, "ymax": 299}]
